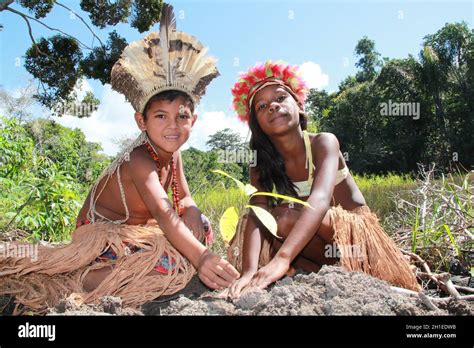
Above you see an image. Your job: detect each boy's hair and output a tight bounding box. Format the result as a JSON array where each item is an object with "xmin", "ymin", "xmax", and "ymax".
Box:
[
  {"xmin": 142, "ymin": 90, "xmax": 195, "ymax": 120},
  {"xmin": 249, "ymin": 108, "xmax": 308, "ymax": 199}
]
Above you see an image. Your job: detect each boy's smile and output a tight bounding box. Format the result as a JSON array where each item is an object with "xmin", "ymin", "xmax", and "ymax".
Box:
[{"xmin": 135, "ymin": 96, "xmax": 196, "ymax": 157}]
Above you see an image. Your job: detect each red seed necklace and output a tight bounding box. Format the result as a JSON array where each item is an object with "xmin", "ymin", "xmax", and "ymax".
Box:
[{"xmin": 144, "ymin": 141, "xmax": 181, "ymax": 216}]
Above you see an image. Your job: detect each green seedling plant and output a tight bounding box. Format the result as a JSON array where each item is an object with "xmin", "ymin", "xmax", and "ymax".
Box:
[{"xmin": 212, "ymin": 169, "xmax": 314, "ymax": 243}]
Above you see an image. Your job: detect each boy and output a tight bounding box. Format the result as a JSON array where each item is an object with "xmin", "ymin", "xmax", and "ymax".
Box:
[{"xmin": 0, "ymin": 5, "xmax": 239, "ymax": 313}]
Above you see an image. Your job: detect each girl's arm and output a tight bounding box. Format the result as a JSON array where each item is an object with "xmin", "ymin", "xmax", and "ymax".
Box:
[
  {"xmin": 241, "ymin": 167, "xmax": 268, "ymax": 275},
  {"xmin": 228, "ymin": 167, "xmax": 268, "ymax": 298},
  {"xmin": 249, "ymin": 132, "xmax": 340, "ymax": 289},
  {"xmin": 127, "ymin": 150, "xmax": 239, "ymax": 289}
]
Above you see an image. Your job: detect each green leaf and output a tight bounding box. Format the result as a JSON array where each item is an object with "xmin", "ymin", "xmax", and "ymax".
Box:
[
  {"xmin": 244, "ymin": 184, "xmax": 258, "ymax": 196},
  {"xmin": 251, "ymin": 192, "xmax": 314, "ymax": 209},
  {"xmin": 442, "ymin": 224, "xmax": 460, "ymax": 256},
  {"xmin": 219, "ymin": 206, "xmax": 239, "ymax": 243},
  {"xmin": 212, "ymin": 169, "xmax": 258, "ymax": 196},
  {"xmin": 412, "ymin": 207, "xmax": 419, "ymax": 252},
  {"xmin": 246, "ymin": 204, "xmax": 279, "ymax": 238}
]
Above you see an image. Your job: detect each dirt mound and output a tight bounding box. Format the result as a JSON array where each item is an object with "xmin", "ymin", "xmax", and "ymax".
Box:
[
  {"xmin": 48, "ymin": 296, "xmax": 142, "ymax": 316},
  {"xmin": 2, "ymin": 265, "xmax": 472, "ymax": 316},
  {"xmin": 156, "ymin": 266, "xmax": 473, "ymax": 316}
]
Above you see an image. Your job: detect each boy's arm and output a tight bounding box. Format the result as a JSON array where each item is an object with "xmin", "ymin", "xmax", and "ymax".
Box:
[{"xmin": 127, "ymin": 150, "xmax": 239, "ymax": 288}]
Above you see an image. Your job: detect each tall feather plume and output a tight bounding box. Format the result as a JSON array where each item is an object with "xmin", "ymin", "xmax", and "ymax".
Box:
[
  {"xmin": 159, "ymin": 4, "xmax": 176, "ymax": 84},
  {"xmin": 110, "ymin": 4, "xmax": 219, "ymax": 113}
]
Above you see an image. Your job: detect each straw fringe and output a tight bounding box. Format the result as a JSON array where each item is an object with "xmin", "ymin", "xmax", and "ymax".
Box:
[
  {"xmin": 228, "ymin": 206, "xmax": 420, "ymax": 291},
  {"xmin": 0, "ymin": 222, "xmax": 195, "ymax": 314},
  {"xmin": 329, "ymin": 205, "xmax": 420, "ymax": 291}
]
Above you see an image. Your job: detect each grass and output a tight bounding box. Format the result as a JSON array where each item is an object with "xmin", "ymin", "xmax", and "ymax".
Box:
[
  {"xmin": 353, "ymin": 173, "xmax": 416, "ymax": 219},
  {"xmin": 386, "ymin": 168, "xmax": 473, "ymax": 273}
]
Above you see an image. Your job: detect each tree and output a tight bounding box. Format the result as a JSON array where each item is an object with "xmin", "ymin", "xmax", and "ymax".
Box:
[
  {"xmin": 206, "ymin": 128, "xmax": 243, "ymax": 151},
  {"xmin": 355, "ymin": 36, "xmax": 382, "ymax": 82},
  {"xmin": 308, "ymin": 23, "xmax": 473, "ymax": 174},
  {"xmin": 1, "ymin": 0, "xmax": 164, "ymax": 114},
  {"xmin": 0, "ymin": 82, "xmax": 37, "ymax": 121}
]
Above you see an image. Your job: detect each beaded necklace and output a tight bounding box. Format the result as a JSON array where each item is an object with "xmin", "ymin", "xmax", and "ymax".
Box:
[{"xmin": 144, "ymin": 141, "xmax": 181, "ymax": 216}]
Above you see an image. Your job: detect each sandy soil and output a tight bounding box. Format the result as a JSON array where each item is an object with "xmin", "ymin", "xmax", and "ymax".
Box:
[{"xmin": 24, "ymin": 265, "xmax": 470, "ymax": 316}]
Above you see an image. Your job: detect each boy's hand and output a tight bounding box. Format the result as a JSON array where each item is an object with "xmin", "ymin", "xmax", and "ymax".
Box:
[
  {"xmin": 182, "ymin": 206, "xmax": 205, "ymax": 242},
  {"xmin": 197, "ymin": 249, "xmax": 240, "ymax": 289}
]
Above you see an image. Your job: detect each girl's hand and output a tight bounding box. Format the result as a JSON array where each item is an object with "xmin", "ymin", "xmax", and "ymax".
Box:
[
  {"xmin": 182, "ymin": 206, "xmax": 205, "ymax": 242},
  {"xmin": 228, "ymin": 271, "xmax": 256, "ymax": 299},
  {"xmin": 247, "ymin": 255, "xmax": 291, "ymax": 290},
  {"xmin": 197, "ymin": 249, "xmax": 240, "ymax": 289}
]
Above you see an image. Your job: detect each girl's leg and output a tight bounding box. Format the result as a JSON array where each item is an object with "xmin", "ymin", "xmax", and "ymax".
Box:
[{"xmin": 273, "ymin": 207, "xmax": 338, "ymax": 268}]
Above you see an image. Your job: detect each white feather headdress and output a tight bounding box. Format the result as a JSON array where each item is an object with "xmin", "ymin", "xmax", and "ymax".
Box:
[{"xmin": 111, "ymin": 4, "xmax": 219, "ymax": 113}]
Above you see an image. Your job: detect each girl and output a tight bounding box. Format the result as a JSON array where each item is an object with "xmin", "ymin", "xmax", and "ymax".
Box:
[{"xmin": 227, "ymin": 61, "xmax": 419, "ymax": 298}]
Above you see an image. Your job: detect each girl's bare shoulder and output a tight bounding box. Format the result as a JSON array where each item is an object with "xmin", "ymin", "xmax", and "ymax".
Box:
[{"xmin": 308, "ymin": 132, "xmax": 340, "ymax": 152}]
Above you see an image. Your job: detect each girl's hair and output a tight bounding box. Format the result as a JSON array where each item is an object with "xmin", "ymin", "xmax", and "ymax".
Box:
[
  {"xmin": 143, "ymin": 90, "xmax": 195, "ymax": 119},
  {"xmin": 249, "ymin": 107, "xmax": 308, "ymax": 198}
]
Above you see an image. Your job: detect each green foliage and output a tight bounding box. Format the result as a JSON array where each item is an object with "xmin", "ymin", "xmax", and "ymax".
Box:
[
  {"xmin": 18, "ymin": 0, "xmax": 54, "ymax": 18},
  {"xmin": 310, "ymin": 22, "xmax": 474, "ymax": 174},
  {"xmin": 6, "ymin": 0, "xmax": 164, "ymax": 111},
  {"xmin": 387, "ymin": 169, "xmax": 473, "ymax": 273},
  {"xmin": 80, "ymin": 0, "xmax": 132, "ymax": 28},
  {"xmin": 181, "ymin": 147, "xmax": 243, "ymax": 195},
  {"xmin": 0, "ymin": 116, "xmax": 110, "ymax": 242},
  {"xmin": 206, "ymin": 128, "xmax": 244, "ymax": 151},
  {"xmin": 24, "ymin": 35, "xmax": 83, "ymax": 111},
  {"xmin": 355, "ymin": 36, "xmax": 382, "ymax": 82},
  {"xmin": 0, "ymin": 116, "xmax": 34, "ymax": 179},
  {"xmin": 353, "ymin": 173, "xmax": 416, "ymax": 219},
  {"xmin": 80, "ymin": 31, "xmax": 128, "ymax": 86},
  {"xmin": 131, "ymin": 0, "xmax": 164, "ymax": 33}
]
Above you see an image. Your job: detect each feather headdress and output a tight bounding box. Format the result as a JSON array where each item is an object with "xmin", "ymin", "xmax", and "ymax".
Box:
[
  {"xmin": 111, "ymin": 4, "xmax": 219, "ymax": 113},
  {"xmin": 231, "ymin": 61, "xmax": 308, "ymax": 123}
]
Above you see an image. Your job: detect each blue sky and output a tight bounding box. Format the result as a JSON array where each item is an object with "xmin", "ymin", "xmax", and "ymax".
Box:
[{"xmin": 1, "ymin": 0, "xmax": 472, "ymax": 155}]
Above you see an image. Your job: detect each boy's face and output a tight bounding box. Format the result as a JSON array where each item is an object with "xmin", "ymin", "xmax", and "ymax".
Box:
[{"xmin": 135, "ymin": 96, "xmax": 196, "ymax": 154}]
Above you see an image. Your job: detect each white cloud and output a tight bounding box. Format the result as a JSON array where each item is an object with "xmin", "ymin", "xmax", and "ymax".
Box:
[
  {"xmin": 186, "ymin": 110, "xmax": 250, "ymax": 151},
  {"xmin": 53, "ymin": 84, "xmax": 137, "ymax": 156},
  {"xmin": 74, "ymin": 79, "xmax": 93, "ymax": 100},
  {"xmin": 298, "ymin": 61, "xmax": 329, "ymax": 90}
]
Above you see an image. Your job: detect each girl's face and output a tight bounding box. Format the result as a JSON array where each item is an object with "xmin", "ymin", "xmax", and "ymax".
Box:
[
  {"xmin": 252, "ymin": 85, "xmax": 301, "ymax": 136},
  {"xmin": 135, "ymin": 96, "xmax": 196, "ymax": 154}
]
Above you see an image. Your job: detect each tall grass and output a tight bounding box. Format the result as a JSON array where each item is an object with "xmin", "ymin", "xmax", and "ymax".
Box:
[
  {"xmin": 193, "ymin": 187, "xmax": 247, "ymax": 256},
  {"xmin": 353, "ymin": 173, "xmax": 416, "ymax": 219},
  {"xmin": 387, "ymin": 168, "xmax": 473, "ymax": 273}
]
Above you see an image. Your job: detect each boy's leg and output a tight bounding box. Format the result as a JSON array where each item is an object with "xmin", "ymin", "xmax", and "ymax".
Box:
[{"xmin": 83, "ymin": 265, "xmax": 114, "ymax": 292}]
